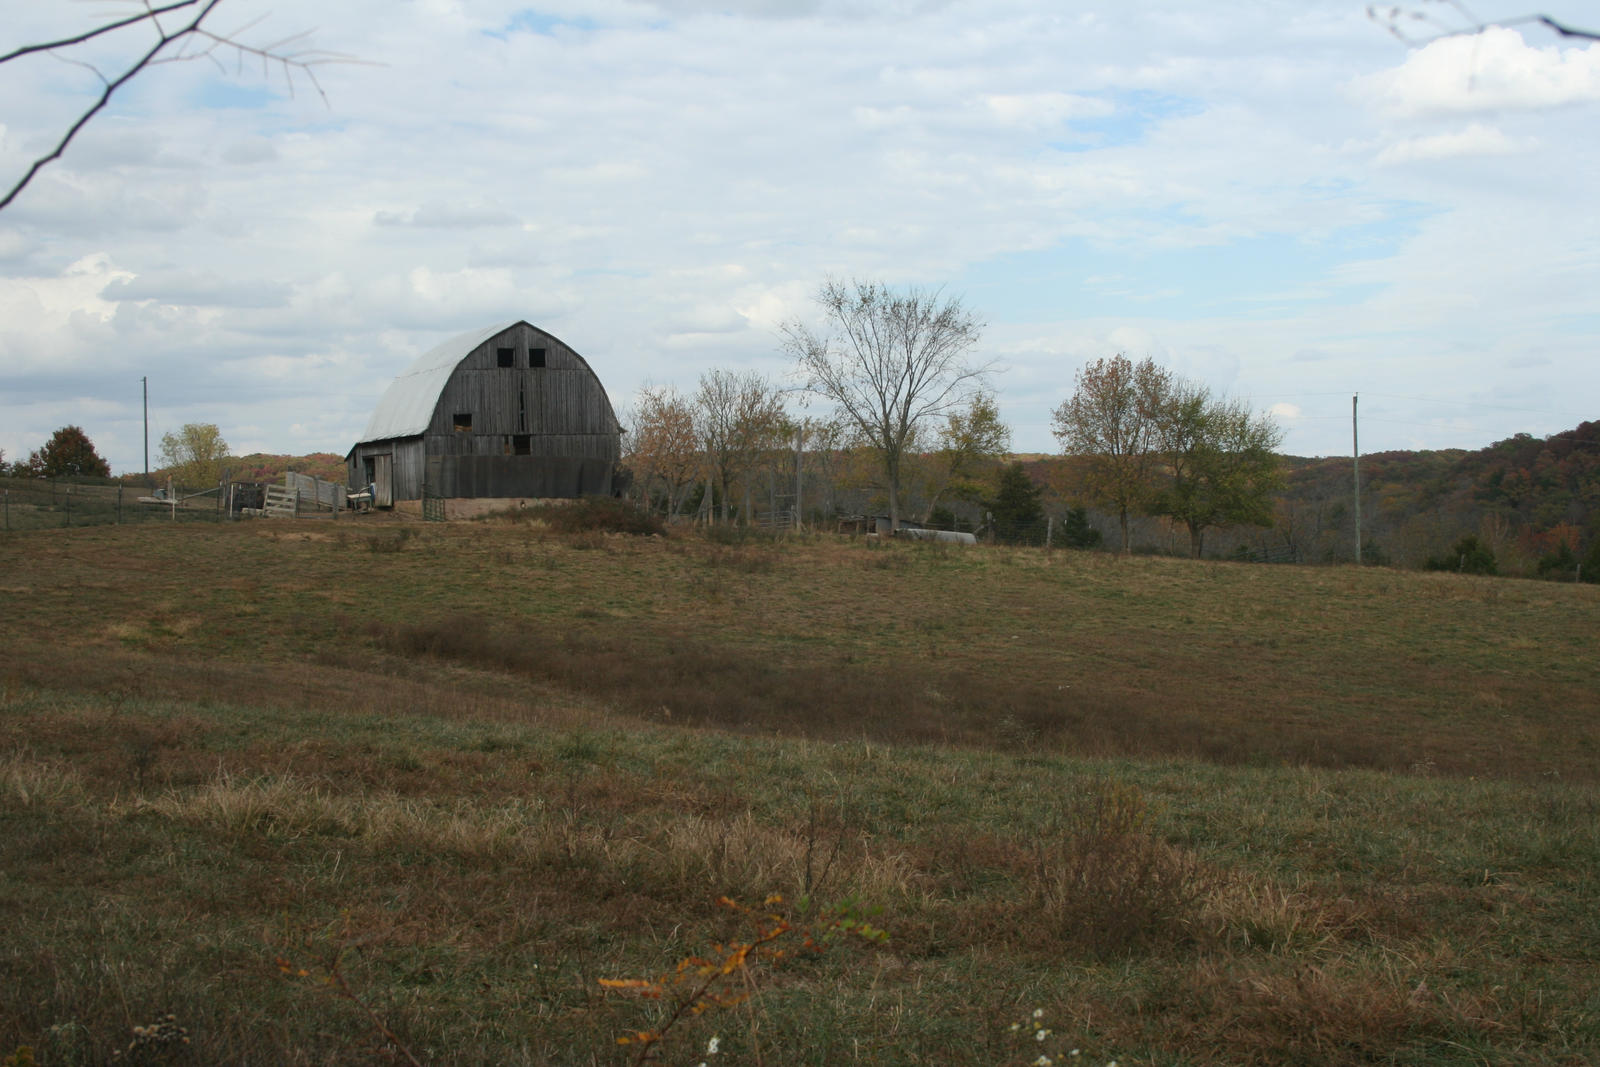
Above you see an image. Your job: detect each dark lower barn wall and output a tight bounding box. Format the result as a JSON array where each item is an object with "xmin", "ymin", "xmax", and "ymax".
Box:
[
  {"xmin": 346, "ymin": 437, "xmax": 615, "ymax": 501},
  {"xmin": 425, "ymin": 455, "xmax": 614, "ymax": 498}
]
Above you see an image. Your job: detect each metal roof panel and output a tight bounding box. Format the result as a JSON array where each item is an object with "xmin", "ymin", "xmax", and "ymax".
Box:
[{"xmin": 354, "ymin": 321, "xmax": 520, "ymax": 444}]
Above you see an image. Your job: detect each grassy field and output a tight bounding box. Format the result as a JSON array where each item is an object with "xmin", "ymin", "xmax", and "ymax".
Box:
[{"xmin": 1, "ymin": 516, "xmax": 1597, "ymax": 1065}]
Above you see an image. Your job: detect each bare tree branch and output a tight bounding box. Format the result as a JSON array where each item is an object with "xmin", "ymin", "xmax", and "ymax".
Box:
[
  {"xmin": 0, "ymin": 1, "xmax": 202, "ymax": 65},
  {"xmin": 1367, "ymin": 3, "xmax": 1599, "ymax": 46},
  {"xmin": 1527, "ymin": 14, "xmax": 1600, "ymax": 41},
  {"xmin": 1, "ymin": 0, "xmax": 357, "ymax": 213}
]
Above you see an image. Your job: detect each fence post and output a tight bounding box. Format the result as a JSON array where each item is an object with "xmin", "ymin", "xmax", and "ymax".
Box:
[
  {"xmin": 3, "ymin": 489, "xmax": 7, "ymax": 531},
  {"xmin": 117, "ymin": 484, "xmax": 123, "ymax": 524},
  {"xmin": 1046, "ymin": 516, "xmax": 1053, "ymax": 550},
  {"xmin": 64, "ymin": 485, "xmax": 71, "ymax": 527}
]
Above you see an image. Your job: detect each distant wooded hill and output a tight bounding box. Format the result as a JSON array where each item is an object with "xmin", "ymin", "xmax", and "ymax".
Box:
[
  {"xmin": 118, "ymin": 452, "xmax": 347, "ymax": 490},
  {"xmin": 1008, "ymin": 422, "xmax": 1598, "ymax": 574},
  {"xmin": 1272, "ymin": 421, "xmax": 1599, "ymax": 572}
]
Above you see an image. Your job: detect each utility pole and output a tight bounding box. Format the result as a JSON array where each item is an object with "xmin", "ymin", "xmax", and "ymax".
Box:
[
  {"xmin": 142, "ymin": 376, "xmax": 149, "ymax": 479},
  {"xmin": 1353, "ymin": 393, "xmax": 1361, "ymax": 566}
]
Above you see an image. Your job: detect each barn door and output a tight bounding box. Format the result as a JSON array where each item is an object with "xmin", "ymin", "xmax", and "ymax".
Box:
[{"xmin": 372, "ymin": 454, "xmax": 394, "ymax": 508}]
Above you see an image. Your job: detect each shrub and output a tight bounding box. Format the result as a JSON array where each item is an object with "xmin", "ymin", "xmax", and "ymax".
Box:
[
  {"xmin": 1057, "ymin": 506, "xmax": 1102, "ymax": 549},
  {"xmin": 1425, "ymin": 534, "xmax": 1496, "ymax": 575},
  {"xmin": 1029, "ymin": 781, "xmax": 1205, "ymax": 958},
  {"xmin": 1537, "ymin": 540, "xmax": 1577, "ymax": 579},
  {"xmin": 541, "ymin": 496, "xmax": 665, "ymax": 537}
]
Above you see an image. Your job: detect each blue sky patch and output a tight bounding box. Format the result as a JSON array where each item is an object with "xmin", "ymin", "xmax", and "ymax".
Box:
[
  {"xmin": 485, "ymin": 9, "xmax": 600, "ymax": 39},
  {"xmin": 194, "ymin": 81, "xmax": 281, "ymax": 110},
  {"xmin": 957, "ymin": 206, "xmax": 1429, "ymax": 324},
  {"xmin": 1048, "ymin": 90, "xmax": 1203, "ymax": 153}
]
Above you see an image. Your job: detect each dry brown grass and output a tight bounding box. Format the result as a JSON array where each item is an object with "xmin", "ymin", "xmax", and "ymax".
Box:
[
  {"xmin": 7, "ymin": 521, "xmax": 1593, "ymax": 779},
  {"xmin": 1, "ymin": 523, "xmax": 1598, "ymax": 1064}
]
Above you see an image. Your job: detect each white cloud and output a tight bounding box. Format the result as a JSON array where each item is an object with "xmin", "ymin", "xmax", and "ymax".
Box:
[
  {"xmin": 983, "ymin": 92, "xmax": 1113, "ymax": 127},
  {"xmin": 372, "ymin": 201, "xmax": 522, "ymax": 229},
  {"xmin": 1360, "ymin": 26, "xmax": 1600, "ymax": 116},
  {"xmin": 1374, "ymin": 122, "xmax": 1526, "ymax": 164},
  {"xmin": 103, "ymin": 270, "xmax": 293, "ymax": 309},
  {"xmin": 1, "ymin": 1, "xmax": 1597, "ymax": 468}
]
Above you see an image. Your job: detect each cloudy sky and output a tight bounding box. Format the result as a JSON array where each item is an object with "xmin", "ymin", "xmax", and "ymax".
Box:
[{"xmin": 2, "ymin": 0, "xmax": 1597, "ymax": 473}]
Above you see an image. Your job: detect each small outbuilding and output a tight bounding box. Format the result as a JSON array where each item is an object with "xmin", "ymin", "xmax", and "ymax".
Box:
[{"xmin": 346, "ymin": 320, "xmax": 622, "ymax": 511}]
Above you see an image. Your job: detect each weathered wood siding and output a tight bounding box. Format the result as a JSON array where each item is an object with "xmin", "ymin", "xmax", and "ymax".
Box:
[
  {"xmin": 425, "ymin": 324, "xmax": 620, "ymax": 445},
  {"xmin": 349, "ymin": 322, "xmax": 621, "ymax": 501},
  {"xmin": 348, "ymin": 438, "xmax": 426, "ymax": 501}
]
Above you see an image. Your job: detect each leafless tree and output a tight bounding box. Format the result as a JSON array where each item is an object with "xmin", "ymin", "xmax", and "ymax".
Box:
[
  {"xmin": 783, "ymin": 280, "xmax": 990, "ymax": 531},
  {"xmin": 694, "ymin": 368, "xmax": 786, "ymax": 525},
  {"xmin": 1, "ymin": 0, "xmax": 351, "ymax": 212}
]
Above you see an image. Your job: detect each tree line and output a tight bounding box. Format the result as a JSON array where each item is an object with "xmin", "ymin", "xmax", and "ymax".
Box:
[
  {"xmin": 1052, "ymin": 355, "xmax": 1282, "ymax": 558},
  {"xmin": 3, "ymin": 423, "xmax": 231, "ymax": 489},
  {"xmin": 624, "ymin": 280, "xmax": 1284, "ymax": 557}
]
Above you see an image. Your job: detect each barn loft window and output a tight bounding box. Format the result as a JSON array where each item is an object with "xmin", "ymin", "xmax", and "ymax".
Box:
[
  {"xmin": 453, "ymin": 412, "xmax": 472, "ymax": 432},
  {"xmin": 496, "ymin": 347, "xmax": 515, "ymax": 367},
  {"xmin": 513, "ymin": 434, "xmax": 531, "ymax": 455},
  {"xmin": 530, "ymin": 347, "xmax": 547, "ymax": 368}
]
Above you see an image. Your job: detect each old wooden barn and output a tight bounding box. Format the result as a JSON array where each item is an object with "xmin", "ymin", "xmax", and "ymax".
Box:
[{"xmin": 346, "ymin": 321, "xmax": 622, "ymax": 510}]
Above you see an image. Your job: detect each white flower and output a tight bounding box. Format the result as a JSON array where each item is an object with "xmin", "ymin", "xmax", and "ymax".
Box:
[
  {"xmin": 1033, "ymin": 1057, "xmax": 1053, "ymax": 1067},
  {"xmin": 1032, "ymin": 1008, "xmax": 1045, "ymax": 1019},
  {"xmin": 1036, "ymin": 1028, "xmax": 1052, "ymax": 1041},
  {"xmin": 707, "ymin": 1036, "xmax": 721, "ymax": 1055},
  {"xmin": 1010, "ymin": 1022, "xmax": 1022, "ymax": 1031}
]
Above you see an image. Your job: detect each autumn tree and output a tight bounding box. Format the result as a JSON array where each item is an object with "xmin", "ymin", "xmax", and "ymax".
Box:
[
  {"xmin": 797, "ymin": 415, "xmax": 851, "ymax": 522},
  {"xmin": 911, "ymin": 392, "xmax": 1011, "ymax": 523},
  {"xmin": 627, "ymin": 385, "xmax": 701, "ymax": 517},
  {"xmin": 783, "ymin": 280, "xmax": 990, "ymax": 531},
  {"xmin": 159, "ymin": 422, "xmax": 230, "ymax": 488},
  {"xmin": 694, "ymin": 369, "xmax": 786, "ymax": 524},
  {"xmin": 1152, "ymin": 383, "xmax": 1284, "ymax": 558},
  {"xmin": 1051, "ymin": 355, "xmax": 1173, "ymax": 554},
  {"xmin": 29, "ymin": 425, "xmax": 111, "ymax": 478}
]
